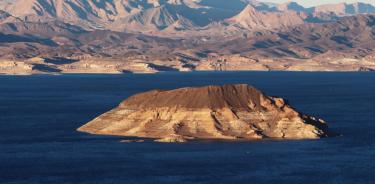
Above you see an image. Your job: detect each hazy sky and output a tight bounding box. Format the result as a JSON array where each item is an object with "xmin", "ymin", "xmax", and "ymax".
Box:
[{"xmin": 259, "ymin": 0, "xmax": 375, "ymax": 7}]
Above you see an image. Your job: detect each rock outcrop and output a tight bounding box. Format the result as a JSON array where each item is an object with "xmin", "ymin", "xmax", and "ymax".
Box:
[{"xmin": 78, "ymin": 84, "xmax": 330, "ymax": 142}]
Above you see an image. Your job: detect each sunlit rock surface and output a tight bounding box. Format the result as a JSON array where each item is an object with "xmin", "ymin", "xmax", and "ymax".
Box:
[{"xmin": 78, "ymin": 84, "xmax": 330, "ymax": 142}]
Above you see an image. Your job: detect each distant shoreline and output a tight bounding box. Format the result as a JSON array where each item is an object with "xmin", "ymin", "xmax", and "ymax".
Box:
[
  {"xmin": 1, "ymin": 56, "xmax": 375, "ymax": 75},
  {"xmin": 1, "ymin": 70, "xmax": 374, "ymax": 76}
]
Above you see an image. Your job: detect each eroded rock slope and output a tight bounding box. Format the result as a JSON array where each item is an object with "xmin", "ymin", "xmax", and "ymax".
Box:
[{"xmin": 78, "ymin": 84, "xmax": 330, "ymax": 142}]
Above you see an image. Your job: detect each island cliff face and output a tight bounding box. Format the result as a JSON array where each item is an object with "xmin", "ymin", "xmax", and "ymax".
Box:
[{"xmin": 78, "ymin": 84, "xmax": 329, "ymax": 142}]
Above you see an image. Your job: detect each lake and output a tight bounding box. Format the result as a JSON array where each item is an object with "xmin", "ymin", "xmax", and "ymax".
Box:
[{"xmin": 1, "ymin": 72, "xmax": 375, "ymax": 184}]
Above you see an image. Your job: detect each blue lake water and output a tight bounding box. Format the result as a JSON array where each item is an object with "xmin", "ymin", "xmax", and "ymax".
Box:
[{"xmin": 1, "ymin": 72, "xmax": 375, "ymax": 184}]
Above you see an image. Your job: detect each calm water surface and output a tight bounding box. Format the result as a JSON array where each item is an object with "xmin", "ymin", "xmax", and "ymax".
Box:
[{"xmin": 1, "ymin": 72, "xmax": 375, "ymax": 184}]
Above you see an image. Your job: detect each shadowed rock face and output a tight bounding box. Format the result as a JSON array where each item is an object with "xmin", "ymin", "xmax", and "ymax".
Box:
[{"xmin": 78, "ymin": 84, "xmax": 330, "ymax": 142}]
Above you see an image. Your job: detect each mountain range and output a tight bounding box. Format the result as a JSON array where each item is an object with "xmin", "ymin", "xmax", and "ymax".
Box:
[
  {"xmin": 1, "ymin": 0, "xmax": 375, "ymax": 33},
  {"xmin": 0, "ymin": 0, "xmax": 375, "ymax": 73}
]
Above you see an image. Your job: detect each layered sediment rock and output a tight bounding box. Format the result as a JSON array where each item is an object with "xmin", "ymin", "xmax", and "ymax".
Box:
[{"xmin": 78, "ymin": 84, "xmax": 330, "ymax": 142}]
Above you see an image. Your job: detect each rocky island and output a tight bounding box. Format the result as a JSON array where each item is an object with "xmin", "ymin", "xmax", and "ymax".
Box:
[{"xmin": 78, "ymin": 84, "xmax": 330, "ymax": 142}]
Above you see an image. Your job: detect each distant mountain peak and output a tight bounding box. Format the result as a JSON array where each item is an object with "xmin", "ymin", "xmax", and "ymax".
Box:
[
  {"xmin": 234, "ymin": 4, "xmax": 258, "ymax": 18},
  {"xmin": 227, "ymin": 4, "xmax": 306, "ymax": 31},
  {"xmin": 277, "ymin": 1, "xmax": 305, "ymax": 12}
]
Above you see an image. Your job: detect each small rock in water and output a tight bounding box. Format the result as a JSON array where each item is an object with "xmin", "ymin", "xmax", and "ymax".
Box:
[{"xmin": 154, "ymin": 134, "xmax": 187, "ymax": 143}]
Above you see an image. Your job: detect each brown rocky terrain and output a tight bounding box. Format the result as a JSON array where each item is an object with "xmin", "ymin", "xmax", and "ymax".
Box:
[
  {"xmin": 78, "ymin": 84, "xmax": 330, "ymax": 142},
  {"xmin": 1, "ymin": 0, "xmax": 375, "ymax": 74}
]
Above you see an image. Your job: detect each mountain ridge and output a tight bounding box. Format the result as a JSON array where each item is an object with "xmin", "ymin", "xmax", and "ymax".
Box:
[
  {"xmin": 1, "ymin": 0, "xmax": 375, "ymax": 34},
  {"xmin": 0, "ymin": 0, "xmax": 375, "ymax": 74}
]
